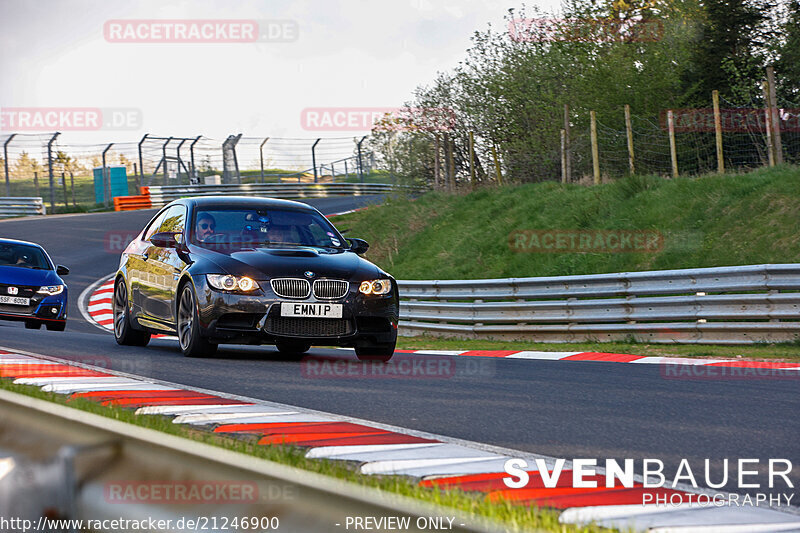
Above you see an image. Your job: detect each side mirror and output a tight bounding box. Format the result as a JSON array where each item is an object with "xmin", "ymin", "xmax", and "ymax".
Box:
[
  {"xmin": 348, "ymin": 238, "xmax": 370, "ymax": 255},
  {"xmin": 56, "ymin": 265, "xmax": 69, "ymax": 276},
  {"xmin": 150, "ymin": 232, "xmax": 179, "ymax": 248}
]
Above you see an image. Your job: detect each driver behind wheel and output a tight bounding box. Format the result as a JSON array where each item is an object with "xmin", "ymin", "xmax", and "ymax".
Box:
[{"xmin": 196, "ymin": 212, "xmax": 216, "ymax": 242}]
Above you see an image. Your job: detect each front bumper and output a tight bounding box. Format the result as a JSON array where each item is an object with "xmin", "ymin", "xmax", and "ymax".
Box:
[
  {"xmin": 193, "ymin": 277, "xmax": 398, "ymax": 346},
  {"xmin": 0, "ymin": 292, "xmax": 68, "ymax": 324}
]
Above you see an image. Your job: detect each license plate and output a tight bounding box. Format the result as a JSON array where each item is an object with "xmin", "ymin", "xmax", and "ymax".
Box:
[
  {"xmin": 280, "ymin": 302, "xmax": 342, "ymax": 318},
  {"xmin": 0, "ymin": 295, "xmax": 30, "ymax": 306}
]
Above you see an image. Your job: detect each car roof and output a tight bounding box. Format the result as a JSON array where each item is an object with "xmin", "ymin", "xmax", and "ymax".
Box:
[
  {"xmin": 179, "ymin": 196, "xmax": 317, "ymax": 212},
  {"xmin": 0, "ymin": 238, "xmax": 45, "ymax": 249}
]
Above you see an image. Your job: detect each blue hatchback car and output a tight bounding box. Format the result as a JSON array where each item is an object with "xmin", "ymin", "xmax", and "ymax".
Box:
[{"xmin": 0, "ymin": 238, "xmax": 69, "ymax": 331}]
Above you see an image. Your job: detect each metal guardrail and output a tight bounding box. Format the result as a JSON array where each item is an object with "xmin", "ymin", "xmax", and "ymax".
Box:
[
  {"xmin": 0, "ymin": 388, "xmax": 498, "ymax": 533},
  {"xmin": 0, "ymin": 197, "xmax": 46, "ymax": 218},
  {"xmin": 397, "ymin": 264, "xmax": 800, "ymax": 344},
  {"xmin": 144, "ymin": 183, "xmax": 420, "ymax": 207}
]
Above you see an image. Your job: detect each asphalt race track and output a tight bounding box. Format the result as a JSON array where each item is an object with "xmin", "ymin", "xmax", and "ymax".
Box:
[{"xmin": 1, "ymin": 197, "xmax": 798, "ymax": 501}]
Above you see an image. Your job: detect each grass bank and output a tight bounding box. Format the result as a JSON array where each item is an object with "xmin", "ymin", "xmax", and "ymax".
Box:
[{"xmin": 334, "ymin": 165, "xmax": 800, "ymax": 279}]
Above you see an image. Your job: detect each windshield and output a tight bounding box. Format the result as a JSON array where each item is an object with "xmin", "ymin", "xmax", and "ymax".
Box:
[
  {"xmin": 0, "ymin": 242, "xmax": 51, "ymax": 269},
  {"xmin": 190, "ymin": 207, "xmax": 346, "ymax": 250}
]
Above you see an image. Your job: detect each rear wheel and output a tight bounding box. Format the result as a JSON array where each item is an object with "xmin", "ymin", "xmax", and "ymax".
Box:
[
  {"xmin": 24, "ymin": 321, "xmax": 41, "ymax": 330},
  {"xmin": 46, "ymin": 322, "xmax": 66, "ymax": 332},
  {"xmin": 355, "ymin": 342, "xmax": 395, "ymax": 362},
  {"xmin": 177, "ymin": 284, "xmax": 217, "ymax": 358},
  {"xmin": 114, "ymin": 279, "xmax": 150, "ymax": 346}
]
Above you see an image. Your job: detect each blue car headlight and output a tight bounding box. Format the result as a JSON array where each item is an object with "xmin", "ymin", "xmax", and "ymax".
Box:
[{"xmin": 37, "ymin": 285, "xmax": 65, "ymax": 296}]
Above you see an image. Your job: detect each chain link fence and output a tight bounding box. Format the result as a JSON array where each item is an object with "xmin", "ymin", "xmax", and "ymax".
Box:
[{"xmin": 0, "ymin": 133, "xmax": 384, "ymax": 212}]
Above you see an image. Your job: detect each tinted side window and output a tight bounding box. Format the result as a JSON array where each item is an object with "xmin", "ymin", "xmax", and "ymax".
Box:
[
  {"xmin": 143, "ymin": 210, "xmax": 168, "ymax": 241},
  {"xmin": 158, "ymin": 205, "xmax": 186, "ymax": 234}
]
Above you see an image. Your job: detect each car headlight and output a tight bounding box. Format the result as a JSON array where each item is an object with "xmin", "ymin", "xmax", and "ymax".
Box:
[
  {"xmin": 359, "ymin": 279, "xmax": 392, "ymax": 295},
  {"xmin": 206, "ymin": 274, "xmax": 259, "ymax": 292},
  {"xmin": 37, "ymin": 285, "xmax": 64, "ymax": 296}
]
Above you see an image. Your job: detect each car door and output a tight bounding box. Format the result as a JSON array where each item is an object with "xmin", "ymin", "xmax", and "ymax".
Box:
[
  {"xmin": 129, "ymin": 209, "xmax": 168, "ymax": 316},
  {"xmin": 139, "ymin": 205, "xmax": 188, "ymax": 325}
]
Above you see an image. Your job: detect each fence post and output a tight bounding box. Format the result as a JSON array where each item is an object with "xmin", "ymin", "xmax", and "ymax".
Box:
[
  {"xmin": 590, "ymin": 110, "xmax": 600, "ymax": 185},
  {"xmin": 712, "ymin": 90, "xmax": 724, "ymax": 174},
  {"xmin": 61, "ymin": 172, "xmax": 68, "ymax": 207},
  {"xmin": 469, "ymin": 130, "xmax": 475, "ymax": 189},
  {"xmin": 311, "ymin": 138, "xmax": 320, "ymax": 183},
  {"xmin": 3, "ymin": 134, "xmax": 16, "ymax": 197},
  {"xmin": 667, "ymin": 110, "xmax": 679, "ymax": 178},
  {"xmin": 560, "ymin": 129, "xmax": 567, "ymax": 183},
  {"xmin": 259, "ymin": 137, "xmax": 269, "ymax": 183},
  {"xmin": 766, "ymin": 66, "xmax": 783, "ymax": 165},
  {"xmin": 762, "ymin": 81, "xmax": 776, "ymax": 167},
  {"xmin": 563, "ymin": 104, "xmax": 571, "ymax": 182},
  {"xmin": 491, "ymin": 143, "xmax": 502, "ymax": 185},
  {"xmin": 102, "ymin": 143, "xmax": 114, "ymax": 208},
  {"xmin": 624, "ymin": 104, "xmax": 635, "ymax": 175},
  {"xmin": 356, "ymin": 136, "xmax": 366, "ymax": 183},
  {"xmin": 70, "ymin": 171, "xmax": 75, "ymax": 207},
  {"xmin": 434, "ymin": 134, "xmax": 440, "ymax": 190},
  {"xmin": 137, "ymin": 134, "xmax": 148, "ymax": 188},
  {"xmin": 189, "ymin": 135, "xmax": 201, "ymax": 183},
  {"xmin": 47, "ymin": 132, "xmax": 60, "ymax": 212},
  {"xmin": 34, "ymin": 171, "xmax": 40, "ymax": 197},
  {"xmin": 445, "ymin": 133, "xmax": 455, "ymax": 192}
]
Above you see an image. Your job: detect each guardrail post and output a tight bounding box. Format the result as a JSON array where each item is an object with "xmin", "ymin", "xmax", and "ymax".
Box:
[
  {"xmin": 3, "ymin": 133, "xmax": 16, "ymax": 197},
  {"xmin": 311, "ymin": 138, "xmax": 321, "ymax": 183},
  {"xmin": 357, "ymin": 136, "xmax": 366, "ymax": 183},
  {"xmin": 137, "ymin": 133, "xmax": 148, "ymax": 188},
  {"xmin": 102, "ymin": 143, "xmax": 114, "ymax": 208},
  {"xmin": 47, "ymin": 132, "xmax": 60, "ymax": 212},
  {"xmin": 259, "ymin": 137, "xmax": 269, "ymax": 183}
]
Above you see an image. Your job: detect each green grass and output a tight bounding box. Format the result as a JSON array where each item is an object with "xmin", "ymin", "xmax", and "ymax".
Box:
[
  {"xmin": 0, "ymin": 379, "xmax": 613, "ymax": 533},
  {"xmin": 333, "ymin": 165, "xmax": 800, "ymax": 279},
  {"xmin": 396, "ymin": 336, "xmax": 800, "ymax": 361}
]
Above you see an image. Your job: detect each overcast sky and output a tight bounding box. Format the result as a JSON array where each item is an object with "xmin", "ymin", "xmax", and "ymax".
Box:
[{"xmin": 0, "ymin": 0, "xmax": 563, "ymax": 146}]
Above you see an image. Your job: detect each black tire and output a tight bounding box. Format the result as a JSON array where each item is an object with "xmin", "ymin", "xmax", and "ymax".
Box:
[
  {"xmin": 275, "ymin": 341, "xmax": 310, "ymax": 359},
  {"xmin": 24, "ymin": 321, "xmax": 41, "ymax": 330},
  {"xmin": 46, "ymin": 322, "xmax": 66, "ymax": 332},
  {"xmin": 354, "ymin": 342, "xmax": 396, "ymax": 362},
  {"xmin": 177, "ymin": 284, "xmax": 217, "ymax": 358},
  {"xmin": 113, "ymin": 279, "xmax": 151, "ymax": 346}
]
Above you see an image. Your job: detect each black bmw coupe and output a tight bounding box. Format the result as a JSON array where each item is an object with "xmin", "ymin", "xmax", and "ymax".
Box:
[{"xmin": 113, "ymin": 196, "xmax": 398, "ymax": 360}]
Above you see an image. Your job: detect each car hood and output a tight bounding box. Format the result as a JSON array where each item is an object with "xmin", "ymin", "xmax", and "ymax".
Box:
[
  {"xmin": 192, "ymin": 246, "xmax": 386, "ymax": 281},
  {"xmin": 0, "ymin": 265, "xmax": 62, "ymax": 287}
]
